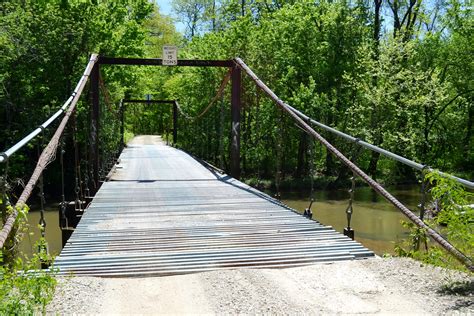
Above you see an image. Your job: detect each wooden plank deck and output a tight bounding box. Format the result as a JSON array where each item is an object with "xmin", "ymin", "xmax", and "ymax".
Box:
[{"xmin": 54, "ymin": 136, "xmax": 374, "ymax": 277}]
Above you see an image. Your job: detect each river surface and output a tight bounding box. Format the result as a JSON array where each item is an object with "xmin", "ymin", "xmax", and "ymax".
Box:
[
  {"xmin": 20, "ymin": 207, "xmax": 62, "ymax": 259},
  {"xmin": 21, "ymin": 185, "xmax": 421, "ymax": 258},
  {"xmin": 281, "ymin": 185, "xmax": 421, "ymax": 255}
]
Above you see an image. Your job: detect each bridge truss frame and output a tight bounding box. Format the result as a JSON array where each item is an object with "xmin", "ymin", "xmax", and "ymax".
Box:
[{"xmin": 91, "ymin": 57, "xmax": 242, "ymax": 189}]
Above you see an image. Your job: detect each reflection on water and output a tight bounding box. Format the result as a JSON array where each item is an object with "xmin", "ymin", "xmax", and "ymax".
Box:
[
  {"xmin": 20, "ymin": 209, "xmax": 62, "ymax": 259},
  {"xmin": 281, "ymin": 185, "xmax": 421, "ymax": 255}
]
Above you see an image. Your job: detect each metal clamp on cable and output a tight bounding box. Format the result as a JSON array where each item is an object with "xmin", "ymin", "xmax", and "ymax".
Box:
[
  {"xmin": 59, "ymin": 201, "xmax": 68, "ymax": 230},
  {"xmin": 0, "ymin": 152, "xmax": 8, "ymax": 162},
  {"xmin": 303, "ymin": 199, "xmax": 314, "ymax": 219},
  {"xmin": 344, "ymin": 173, "xmax": 356, "ymax": 240}
]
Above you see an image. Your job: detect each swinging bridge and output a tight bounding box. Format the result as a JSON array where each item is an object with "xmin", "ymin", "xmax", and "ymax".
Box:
[{"xmin": 0, "ymin": 54, "xmax": 473, "ymax": 275}]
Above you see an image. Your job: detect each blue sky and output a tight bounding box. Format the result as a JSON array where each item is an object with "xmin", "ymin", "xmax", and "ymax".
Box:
[
  {"xmin": 156, "ymin": 0, "xmax": 173, "ymax": 15},
  {"xmin": 156, "ymin": 0, "xmax": 185, "ymax": 33}
]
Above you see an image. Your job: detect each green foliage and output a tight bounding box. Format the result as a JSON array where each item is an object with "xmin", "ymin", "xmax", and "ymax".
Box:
[
  {"xmin": 155, "ymin": 0, "xmax": 473, "ymax": 186},
  {"xmin": 1, "ymin": 197, "xmax": 56, "ymax": 314},
  {"xmin": 0, "ymin": 0, "xmax": 472, "ymax": 284},
  {"xmin": 395, "ymin": 170, "xmax": 474, "ymax": 271},
  {"xmin": 439, "ymin": 280, "xmax": 473, "ymax": 295},
  {"xmin": 0, "ymin": 0, "xmax": 154, "ymax": 183},
  {"xmin": 2, "ymin": 0, "xmax": 472, "ymax": 191},
  {"xmin": 0, "ymin": 242, "xmax": 57, "ymax": 315},
  {"xmin": 124, "ymin": 130, "xmax": 135, "ymax": 145},
  {"xmin": 426, "ymin": 171, "xmax": 474, "ymax": 257}
]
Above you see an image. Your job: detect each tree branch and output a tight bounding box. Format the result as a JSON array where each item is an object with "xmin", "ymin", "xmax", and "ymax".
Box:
[{"xmin": 428, "ymin": 89, "xmax": 474, "ymax": 132}]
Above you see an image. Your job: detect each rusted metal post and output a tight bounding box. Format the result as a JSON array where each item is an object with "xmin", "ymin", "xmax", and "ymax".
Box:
[
  {"xmin": 120, "ymin": 100, "xmax": 125, "ymax": 150},
  {"xmin": 90, "ymin": 63, "xmax": 100, "ymax": 189},
  {"xmin": 230, "ymin": 65, "xmax": 241, "ymax": 179},
  {"xmin": 173, "ymin": 101, "xmax": 178, "ymax": 144}
]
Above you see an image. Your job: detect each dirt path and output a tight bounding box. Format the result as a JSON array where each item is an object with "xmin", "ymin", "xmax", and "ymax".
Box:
[
  {"xmin": 48, "ymin": 257, "xmax": 473, "ymax": 315},
  {"xmin": 126, "ymin": 135, "xmax": 165, "ymax": 146}
]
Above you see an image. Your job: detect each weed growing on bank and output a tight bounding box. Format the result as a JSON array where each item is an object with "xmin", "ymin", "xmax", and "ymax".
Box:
[
  {"xmin": 396, "ymin": 171, "xmax": 474, "ymax": 271},
  {"xmin": 0, "ymin": 242, "xmax": 57, "ymax": 315}
]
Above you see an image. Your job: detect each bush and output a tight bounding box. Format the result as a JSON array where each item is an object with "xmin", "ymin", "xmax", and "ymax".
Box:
[
  {"xmin": 395, "ymin": 170, "xmax": 474, "ymax": 271},
  {"xmin": 0, "ymin": 243, "xmax": 57, "ymax": 315}
]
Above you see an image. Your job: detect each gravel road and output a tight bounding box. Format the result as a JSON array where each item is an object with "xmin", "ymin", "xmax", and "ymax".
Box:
[{"xmin": 48, "ymin": 257, "xmax": 473, "ymax": 315}]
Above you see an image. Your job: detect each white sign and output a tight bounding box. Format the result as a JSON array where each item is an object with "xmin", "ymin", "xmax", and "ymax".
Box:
[{"xmin": 162, "ymin": 46, "xmax": 177, "ymax": 66}]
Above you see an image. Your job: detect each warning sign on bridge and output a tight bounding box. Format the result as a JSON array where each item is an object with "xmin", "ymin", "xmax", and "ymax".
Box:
[{"xmin": 162, "ymin": 46, "xmax": 177, "ymax": 66}]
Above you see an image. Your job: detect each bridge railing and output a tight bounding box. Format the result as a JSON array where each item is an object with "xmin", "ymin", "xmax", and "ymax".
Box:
[
  {"xmin": 233, "ymin": 58, "xmax": 473, "ymax": 272},
  {"xmin": 0, "ymin": 54, "xmax": 99, "ymax": 249},
  {"xmin": 1, "ymin": 53, "xmax": 472, "ymax": 271},
  {"xmin": 285, "ymin": 105, "xmax": 474, "ymax": 190}
]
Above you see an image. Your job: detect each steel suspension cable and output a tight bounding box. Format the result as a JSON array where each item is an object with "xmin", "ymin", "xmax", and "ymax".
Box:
[
  {"xmin": 285, "ymin": 103, "xmax": 474, "ymax": 189},
  {"xmin": 234, "ymin": 57, "xmax": 474, "ymax": 272},
  {"xmin": 0, "ymin": 54, "xmax": 98, "ymax": 249}
]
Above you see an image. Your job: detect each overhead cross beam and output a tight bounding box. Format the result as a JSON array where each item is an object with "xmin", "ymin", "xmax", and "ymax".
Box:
[
  {"xmin": 90, "ymin": 57, "xmax": 241, "ymax": 191},
  {"xmin": 98, "ymin": 57, "xmax": 233, "ymax": 68},
  {"xmin": 122, "ymin": 99, "xmax": 176, "ymax": 104}
]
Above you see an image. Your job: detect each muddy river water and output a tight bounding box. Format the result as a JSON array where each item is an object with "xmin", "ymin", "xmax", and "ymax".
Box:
[{"xmin": 281, "ymin": 185, "xmax": 420, "ymax": 254}]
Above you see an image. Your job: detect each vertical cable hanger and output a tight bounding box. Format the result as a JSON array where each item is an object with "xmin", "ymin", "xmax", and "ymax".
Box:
[
  {"xmin": 304, "ymin": 121, "xmax": 315, "ymax": 219},
  {"xmin": 36, "ymin": 135, "xmax": 49, "ymax": 266},
  {"xmin": 59, "ymin": 135, "xmax": 68, "ymax": 231},
  {"xmin": 274, "ymin": 108, "xmax": 283, "ymax": 200},
  {"xmin": 344, "ymin": 139, "xmax": 363, "ymax": 240},
  {"xmin": 414, "ymin": 165, "xmax": 429, "ymax": 251},
  {"xmin": 254, "ymin": 87, "xmax": 262, "ymax": 189},
  {"xmin": 72, "ymin": 109, "xmax": 82, "ymax": 212},
  {"xmin": 219, "ymin": 95, "xmax": 225, "ymax": 170}
]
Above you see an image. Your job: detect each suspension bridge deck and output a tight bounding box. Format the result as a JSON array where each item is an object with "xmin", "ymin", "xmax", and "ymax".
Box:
[{"xmin": 54, "ymin": 136, "xmax": 374, "ymax": 277}]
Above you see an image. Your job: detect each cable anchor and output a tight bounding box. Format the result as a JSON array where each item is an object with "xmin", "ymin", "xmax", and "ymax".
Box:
[
  {"xmin": 303, "ymin": 198, "xmax": 314, "ymax": 219},
  {"xmin": 344, "ymin": 173, "xmax": 356, "ymax": 240}
]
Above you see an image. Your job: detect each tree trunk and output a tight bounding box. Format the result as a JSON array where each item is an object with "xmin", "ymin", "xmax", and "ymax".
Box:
[
  {"xmin": 212, "ymin": 0, "xmax": 216, "ymax": 31},
  {"xmin": 367, "ymin": 151, "xmax": 381, "ymax": 179},
  {"xmin": 463, "ymin": 101, "xmax": 473, "ymax": 170},
  {"xmin": 373, "ymin": 0, "xmax": 382, "ymax": 55}
]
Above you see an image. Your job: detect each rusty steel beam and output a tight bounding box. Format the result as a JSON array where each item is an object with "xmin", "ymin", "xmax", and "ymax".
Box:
[
  {"xmin": 98, "ymin": 57, "xmax": 233, "ymax": 68},
  {"xmin": 230, "ymin": 65, "xmax": 241, "ymax": 179},
  {"xmin": 122, "ymin": 99, "xmax": 176, "ymax": 104},
  {"xmin": 173, "ymin": 102, "xmax": 178, "ymax": 144},
  {"xmin": 90, "ymin": 63, "xmax": 100, "ymax": 189},
  {"xmin": 119, "ymin": 100, "xmax": 125, "ymax": 149}
]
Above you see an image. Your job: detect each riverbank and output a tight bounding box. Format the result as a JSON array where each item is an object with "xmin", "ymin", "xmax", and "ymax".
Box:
[{"xmin": 48, "ymin": 257, "xmax": 472, "ymax": 314}]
